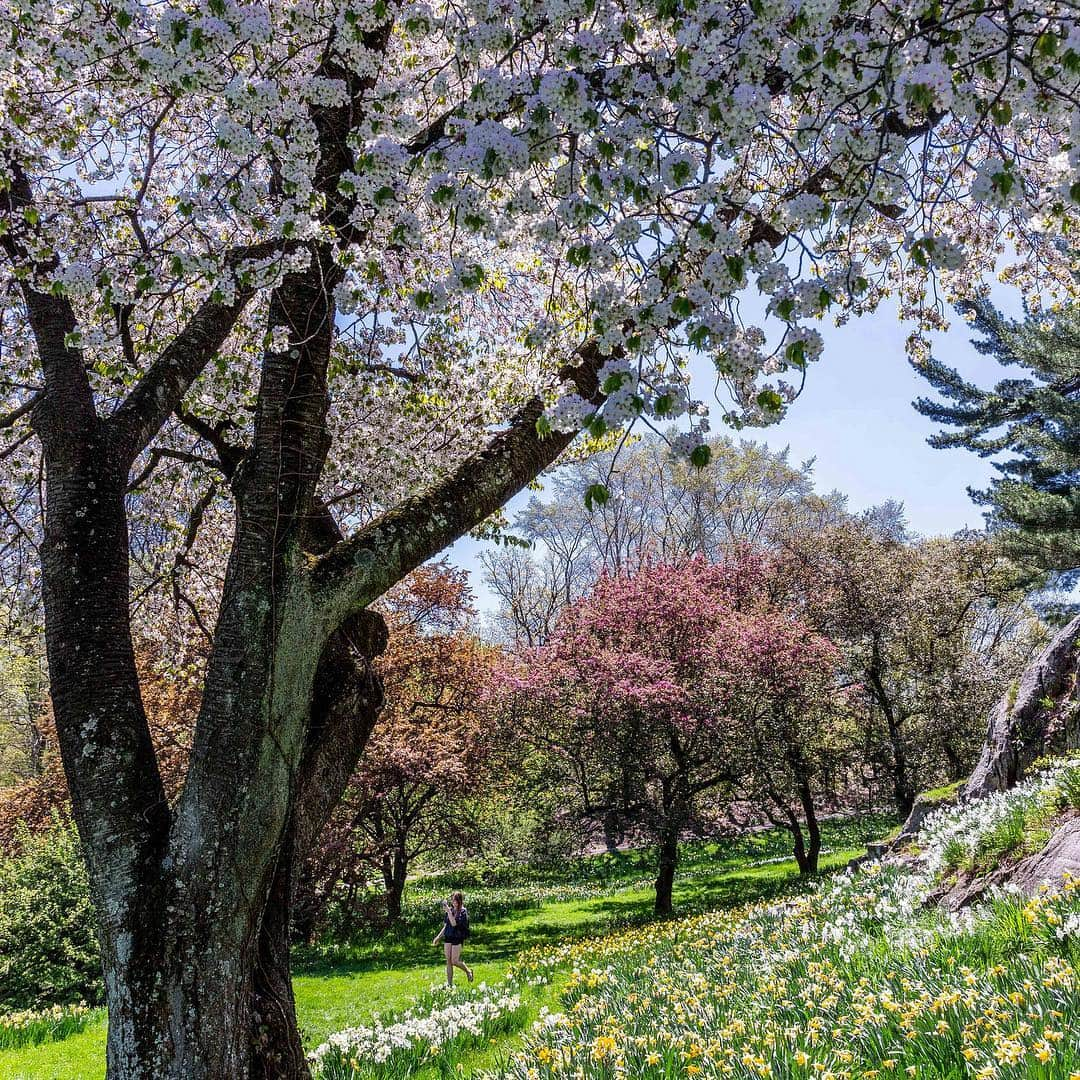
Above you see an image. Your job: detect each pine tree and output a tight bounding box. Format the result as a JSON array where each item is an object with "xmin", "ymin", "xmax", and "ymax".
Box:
[{"xmin": 914, "ymin": 299, "xmax": 1080, "ymax": 577}]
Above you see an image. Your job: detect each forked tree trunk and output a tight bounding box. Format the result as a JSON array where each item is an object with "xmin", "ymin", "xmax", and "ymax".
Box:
[{"xmin": 793, "ymin": 778, "xmax": 821, "ymax": 876}]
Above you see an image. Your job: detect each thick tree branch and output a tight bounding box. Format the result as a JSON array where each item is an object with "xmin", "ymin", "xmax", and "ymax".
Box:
[
  {"xmin": 0, "ymin": 160, "xmax": 96, "ymax": 443},
  {"xmin": 107, "ymin": 290, "xmax": 253, "ymax": 466},
  {"xmin": 312, "ymin": 343, "xmax": 605, "ymax": 615}
]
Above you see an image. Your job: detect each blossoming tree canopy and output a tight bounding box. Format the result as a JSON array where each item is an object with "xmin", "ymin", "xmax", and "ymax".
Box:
[{"xmin": 1, "ymin": 0, "xmax": 1078, "ymax": 473}]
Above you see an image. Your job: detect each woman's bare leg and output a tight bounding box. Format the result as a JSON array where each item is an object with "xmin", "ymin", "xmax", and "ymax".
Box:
[
  {"xmin": 444, "ymin": 942, "xmax": 456, "ymax": 986},
  {"xmin": 449, "ymin": 945, "xmax": 473, "ymax": 982}
]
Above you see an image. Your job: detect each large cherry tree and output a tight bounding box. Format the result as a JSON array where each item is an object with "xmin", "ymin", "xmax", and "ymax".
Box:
[{"xmin": 0, "ymin": 0, "xmax": 1078, "ymax": 1075}]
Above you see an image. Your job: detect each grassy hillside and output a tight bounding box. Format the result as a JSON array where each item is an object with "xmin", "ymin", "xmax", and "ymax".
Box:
[
  {"xmin": 310, "ymin": 759, "xmax": 1080, "ymax": 1080},
  {"xmin": 14, "ymin": 787, "xmax": 1080, "ymax": 1080},
  {"xmin": 0, "ymin": 818, "xmax": 884, "ymax": 1079},
  {"xmin": 6, "ymin": 781, "xmax": 1080, "ymax": 1075}
]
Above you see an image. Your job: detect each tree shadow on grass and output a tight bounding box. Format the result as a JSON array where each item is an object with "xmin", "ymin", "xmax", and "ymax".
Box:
[{"xmin": 295, "ymin": 846, "xmax": 864, "ymax": 977}]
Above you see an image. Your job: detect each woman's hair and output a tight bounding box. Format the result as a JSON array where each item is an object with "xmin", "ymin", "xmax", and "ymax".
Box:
[{"xmin": 451, "ymin": 891, "xmax": 464, "ymax": 906}]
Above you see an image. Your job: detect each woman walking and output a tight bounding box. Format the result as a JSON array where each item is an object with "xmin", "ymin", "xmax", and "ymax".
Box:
[{"xmin": 433, "ymin": 890, "xmax": 474, "ymax": 986}]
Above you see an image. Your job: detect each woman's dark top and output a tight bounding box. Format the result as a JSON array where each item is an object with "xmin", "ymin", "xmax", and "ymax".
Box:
[{"xmin": 443, "ymin": 905, "xmax": 469, "ymax": 945}]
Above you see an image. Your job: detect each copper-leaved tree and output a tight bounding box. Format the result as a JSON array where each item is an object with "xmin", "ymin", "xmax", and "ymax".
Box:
[{"xmin": 300, "ymin": 564, "xmax": 495, "ymax": 929}]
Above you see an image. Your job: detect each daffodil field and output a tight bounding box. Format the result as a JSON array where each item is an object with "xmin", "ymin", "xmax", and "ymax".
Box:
[
  {"xmin": 0, "ymin": 1004, "xmax": 92, "ymax": 1051},
  {"xmin": 304, "ymin": 759, "xmax": 1080, "ymax": 1080},
  {"xmin": 491, "ymin": 869, "xmax": 1079, "ymax": 1080},
  {"xmin": 309, "ymin": 984, "xmax": 528, "ymax": 1079}
]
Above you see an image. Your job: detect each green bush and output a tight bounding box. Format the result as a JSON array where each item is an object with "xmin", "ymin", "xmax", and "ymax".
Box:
[
  {"xmin": 0, "ymin": 817, "xmax": 101, "ymax": 1010},
  {"xmin": 1056, "ymin": 762, "xmax": 1080, "ymax": 810}
]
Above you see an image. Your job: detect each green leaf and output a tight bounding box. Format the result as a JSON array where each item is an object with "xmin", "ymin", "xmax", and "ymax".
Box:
[
  {"xmin": 567, "ymin": 244, "xmax": 592, "ymax": 267},
  {"xmin": 1036, "ymin": 32, "xmax": 1058, "ymax": 57},
  {"xmin": 689, "ymin": 444, "xmax": 712, "ymax": 469},
  {"xmin": 756, "ymin": 389, "xmax": 783, "ymax": 412},
  {"xmin": 535, "ymin": 414, "xmax": 553, "ymax": 439},
  {"xmin": 584, "ymin": 483, "xmax": 610, "ymax": 511}
]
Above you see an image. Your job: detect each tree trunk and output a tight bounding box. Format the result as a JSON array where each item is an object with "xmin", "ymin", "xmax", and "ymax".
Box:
[
  {"xmin": 964, "ymin": 614, "xmax": 1080, "ymax": 800},
  {"xmin": 249, "ymin": 615, "xmax": 390, "ymax": 1078},
  {"xmin": 868, "ymin": 650, "xmax": 914, "ymax": 819},
  {"xmin": 654, "ymin": 825, "xmax": 679, "ymax": 915},
  {"xmin": 385, "ymin": 844, "xmax": 408, "ymax": 920},
  {"xmin": 885, "ymin": 714, "xmax": 914, "ymax": 819},
  {"xmin": 290, "ymin": 865, "xmax": 320, "ymax": 948},
  {"xmin": 602, "ymin": 807, "xmax": 621, "ymax": 854},
  {"xmin": 794, "ymin": 778, "xmax": 821, "ymax": 876},
  {"xmin": 250, "ymin": 839, "xmax": 307, "ymax": 1080},
  {"xmin": 37, "ymin": 315, "xmax": 384, "ymax": 1078},
  {"xmin": 36, "ymin": 437, "xmax": 175, "ymax": 1076},
  {"xmin": 787, "ymin": 820, "xmax": 809, "ymax": 874}
]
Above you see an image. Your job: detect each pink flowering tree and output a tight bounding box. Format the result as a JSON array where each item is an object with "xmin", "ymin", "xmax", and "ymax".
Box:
[
  {"xmin": 1, "ymin": 0, "xmax": 1078, "ymax": 1073},
  {"xmin": 722, "ymin": 616, "xmax": 846, "ymax": 875},
  {"xmin": 500, "ymin": 554, "xmax": 841, "ymax": 911}
]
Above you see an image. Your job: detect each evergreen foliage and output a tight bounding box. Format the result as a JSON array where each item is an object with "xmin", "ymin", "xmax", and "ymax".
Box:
[{"xmin": 914, "ymin": 299, "xmax": 1080, "ymax": 578}]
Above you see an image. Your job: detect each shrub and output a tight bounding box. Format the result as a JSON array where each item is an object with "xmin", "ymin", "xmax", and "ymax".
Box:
[
  {"xmin": 0, "ymin": 816, "xmax": 101, "ymax": 1009},
  {"xmin": 1055, "ymin": 762, "xmax": 1080, "ymax": 810}
]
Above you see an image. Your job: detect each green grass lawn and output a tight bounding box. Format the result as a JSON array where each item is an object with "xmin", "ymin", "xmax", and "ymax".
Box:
[{"xmin": 0, "ymin": 818, "xmax": 885, "ymax": 1079}]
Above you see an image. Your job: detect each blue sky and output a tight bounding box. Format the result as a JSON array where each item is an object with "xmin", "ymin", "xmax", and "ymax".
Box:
[{"xmin": 452, "ymin": 288, "xmax": 1023, "ymax": 613}]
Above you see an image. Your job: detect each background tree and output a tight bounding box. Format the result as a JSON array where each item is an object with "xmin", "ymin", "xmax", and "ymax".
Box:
[
  {"xmin": 914, "ymin": 298, "xmax": 1080, "ymax": 580},
  {"xmin": 726, "ymin": 620, "xmax": 847, "ymax": 875},
  {"xmin": 784, "ymin": 522, "xmax": 1040, "ymax": 816},
  {"xmin": 914, "ymin": 293, "xmax": 1080, "ymax": 797},
  {"xmin": 0, "ymin": 635, "xmax": 45, "ymax": 786},
  {"xmin": 499, "ymin": 554, "xmax": 841, "ymax": 911},
  {"xmin": 483, "ymin": 436, "xmax": 845, "ymax": 645}
]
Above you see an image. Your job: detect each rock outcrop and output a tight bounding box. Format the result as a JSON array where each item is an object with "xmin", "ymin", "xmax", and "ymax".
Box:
[
  {"xmin": 932, "ymin": 816, "xmax": 1080, "ymax": 910},
  {"xmin": 1007, "ymin": 816, "xmax": 1080, "ymax": 893},
  {"xmin": 963, "ymin": 614, "xmax": 1080, "ymax": 801}
]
